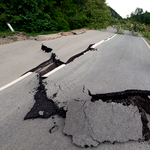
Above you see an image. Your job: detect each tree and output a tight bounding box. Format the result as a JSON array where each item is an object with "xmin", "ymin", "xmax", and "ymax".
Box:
[
  {"xmin": 0, "ymin": 0, "xmax": 113, "ymax": 32},
  {"xmin": 135, "ymin": 8, "xmax": 143, "ymax": 16}
]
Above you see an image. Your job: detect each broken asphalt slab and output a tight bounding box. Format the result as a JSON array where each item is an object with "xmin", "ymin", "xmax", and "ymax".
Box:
[
  {"xmin": 24, "ymin": 71, "xmax": 150, "ymax": 148},
  {"xmin": 63, "ymin": 99, "xmax": 143, "ymax": 148},
  {"xmin": 24, "ymin": 77, "xmax": 150, "ymax": 148},
  {"xmin": 62, "ymin": 90, "xmax": 150, "ymax": 148}
]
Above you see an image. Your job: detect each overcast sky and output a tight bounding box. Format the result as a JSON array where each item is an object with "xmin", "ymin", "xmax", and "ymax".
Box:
[{"xmin": 106, "ymin": 0, "xmax": 150, "ymax": 18}]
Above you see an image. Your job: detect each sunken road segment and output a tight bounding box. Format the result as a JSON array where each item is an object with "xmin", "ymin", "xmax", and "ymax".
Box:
[{"xmin": 24, "ymin": 76, "xmax": 150, "ymax": 147}]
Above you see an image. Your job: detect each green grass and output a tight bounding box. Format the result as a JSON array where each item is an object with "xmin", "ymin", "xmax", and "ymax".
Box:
[
  {"xmin": 0, "ymin": 30, "xmax": 67, "ymax": 37},
  {"xmin": 0, "ymin": 30, "xmax": 20, "ymax": 37},
  {"xmin": 25, "ymin": 30, "xmax": 60, "ymax": 37},
  {"xmin": 142, "ymin": 32, "xmax": 150, "ymax": 40}
]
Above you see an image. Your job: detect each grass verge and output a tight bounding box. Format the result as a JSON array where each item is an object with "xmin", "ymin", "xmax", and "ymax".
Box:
[
  {"xmin": 0, "ymin": 31, "xmax": 20, "ymax": 37},
  {"xmin": 141, "ymin": 32, "xmax": 150, "ymax": 41}
]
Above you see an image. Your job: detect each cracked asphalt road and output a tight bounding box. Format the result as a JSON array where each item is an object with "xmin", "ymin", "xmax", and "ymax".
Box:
[
  {"xmin": 1, "ymin": 29, "xmax": 150, "ymax": 149},
  {"xmin": 0, "ymin": 29, "xmax": 115, "ymax": 87}
]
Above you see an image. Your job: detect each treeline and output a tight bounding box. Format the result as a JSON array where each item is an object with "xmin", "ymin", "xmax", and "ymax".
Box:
[
  {"xmin": 125, "ymin": 8, "xmax": 150, "ymax": 32},
  {"xmin": 130, "ymin": 8, "xmax": 150, "ymax": 25},
  {"xmin": 109, "ymin": 7, "xmax": 122, "ymax": 20},
  {"xmin": 0, "ymin": 0, "xmax": 113, "ymax": 33}
]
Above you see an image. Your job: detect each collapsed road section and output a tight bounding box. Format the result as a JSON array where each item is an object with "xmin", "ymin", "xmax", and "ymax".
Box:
[{"xmin": 24, "ymin": 75, "xmax": 150, "ymax": 148}]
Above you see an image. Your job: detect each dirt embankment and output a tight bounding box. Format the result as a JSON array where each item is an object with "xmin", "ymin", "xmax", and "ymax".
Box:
[{"xmin": 0, "ymin": 29, "xmax": 89, "ymax": 45}]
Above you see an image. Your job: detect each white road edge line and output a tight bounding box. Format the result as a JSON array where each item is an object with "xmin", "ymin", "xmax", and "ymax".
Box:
[
  {"xmin": 92, "ymin": 34, "xmax": 117, "ymax": 48},
  {"xmin": 141, "ymin": 36, "xmax": 150, "ymax": 50},
  {"xmin": 42, "ymin": 64, "xmax": 66, "ymax": 77},
  {"xmin": 0, "ymin": 72, "xmax": 32, "ymax": 91}
]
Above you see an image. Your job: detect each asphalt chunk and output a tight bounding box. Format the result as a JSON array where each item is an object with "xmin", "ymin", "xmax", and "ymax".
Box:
[
  {"xmin": 63, "ymin": 99, "xmax": 143, "ymax": 148},
  {"xmin": 89, "ymin": 90, "xmax": 150, "ymax": 140},
  {"xmin": 41, "ymin": 44, "xmax": 53, "ymax": 53},
  {"xmin": 49, "ymin": 125, "xmax": 59, "ymax": 133}
]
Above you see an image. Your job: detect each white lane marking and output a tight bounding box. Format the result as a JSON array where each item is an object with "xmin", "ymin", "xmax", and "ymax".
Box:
[
  {"xmin": 105, "ymin": 38, "xmax": 111, "ymax": 41},
  {"xmin": 92, "ymin": 34, "xmax": 117, "ymax": 48},
  {"xmin": 141, "ymin": 36, "xmax": 150, "ymax": 50},
  {"xmin": 42, "ymin": 64, "xmax": 66, "ymax": 77},
  {"xmin": 0, "ymin": 72, "xmax": 32, "ymax": 91},
  {"xmin": 92, "ymin": 40, "xmax": 104, "ymax": 48},
  {"xmin": 43, "ymin": 33, "xmax": 117, "ymax": 77},
  {"xmin": 109, "ymin": 34, "xmax": 117, "ymax": 40}
]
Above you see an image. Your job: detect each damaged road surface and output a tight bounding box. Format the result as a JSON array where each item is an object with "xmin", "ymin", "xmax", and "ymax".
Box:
[
  {"xmin": 0, "ymin": 29, "xmax": 115, "ymax": 87},
  {"xmin": 1, "ymin": 30, "xmax": 150, "ymax": 149}
]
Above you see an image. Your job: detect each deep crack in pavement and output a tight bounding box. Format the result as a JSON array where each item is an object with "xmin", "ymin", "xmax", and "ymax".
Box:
[
  {"xmin": 23, "ymin": 43, "xmax": 97, "ymax": 77},
  {"xmin": 24, "ymin": 75, "xmax": 66, "ymax": 120},
  {"xmin": 66, "ymin": 43, "xmax": 97, "ymax": 64},
  {"xmin": 23, "ymin": 53, "xmax": 64, "ymax": 76}
]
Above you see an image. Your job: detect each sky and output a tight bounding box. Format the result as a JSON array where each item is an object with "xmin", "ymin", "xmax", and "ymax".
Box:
[{"xmin": 106, "ymin": 0, "xmax": 150, "ymax": 18}]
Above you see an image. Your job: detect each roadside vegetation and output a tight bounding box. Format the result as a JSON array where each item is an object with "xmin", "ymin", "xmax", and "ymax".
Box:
[
  {"xmin": 0, "ymin": 1, "xmax": 150, "ymax": 41},
  {"xmin": 114, "ymin": 8, "xmax": 150, "ymax": 39},
  {"xmin": 0, "ymin": 0, "xmax": 113, "ymax": 34}
]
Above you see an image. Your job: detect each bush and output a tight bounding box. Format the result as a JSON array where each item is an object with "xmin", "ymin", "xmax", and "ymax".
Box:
[{"xmin": 116, "ymin": 24, "xmax": 124, "ymax": 34}]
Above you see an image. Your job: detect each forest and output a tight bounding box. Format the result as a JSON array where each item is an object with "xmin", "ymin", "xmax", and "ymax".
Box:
[
  {"xmin": 0, "ymin": 0, "xmax": 114, "ymax": 33},
  {"xmin": 0, "ymin": 0, "xmax": 150, "ymax": 41},
  {"xmin": 130, "ymin": 8, "xmax": 150, "ymax": 25},
  {"xmin": 126, "ymin": 8, "xmax": 150, "ymax": 39}
]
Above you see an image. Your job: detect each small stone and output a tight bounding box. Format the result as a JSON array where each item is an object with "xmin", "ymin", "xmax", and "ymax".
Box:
[
  {"xmin": 2, "ymin": 35, "xmax": 6, "ymax": 38},
  {"xmin": 39, "ymin": 111, "xmax": 44, "ymax": 116},
  {"xmin": 49, "ymin": 125, "xmax": 59, "ymax": 133}
]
